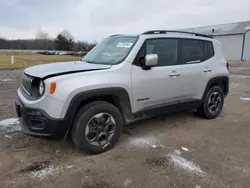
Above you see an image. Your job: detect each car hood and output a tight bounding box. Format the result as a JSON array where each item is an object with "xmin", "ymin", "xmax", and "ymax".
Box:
[{"xmin": 24, "ymin": 61, "xmax": 112, "ymax": 79}]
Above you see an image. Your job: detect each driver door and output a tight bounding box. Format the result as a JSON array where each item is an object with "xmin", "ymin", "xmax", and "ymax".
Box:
[{"xmin": 131, "ymin": 38, "xmax": 181, "ymax": 114}]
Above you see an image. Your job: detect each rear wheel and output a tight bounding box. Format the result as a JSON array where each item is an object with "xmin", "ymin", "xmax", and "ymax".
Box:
[
  {"xmin": 197, "ymin": 86, "xmax": 224, "ymax": 119},
  {"xmin": 71, "ymin": 101, "xmax": 123, "ymax": 154}
]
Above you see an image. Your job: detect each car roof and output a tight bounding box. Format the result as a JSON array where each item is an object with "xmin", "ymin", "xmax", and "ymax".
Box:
[
  {"xmin": 110, "ymin": 30, "xmax": 214, "ymax": 41},
  {"xmin": 141, "ymin": 30, "xmax": 213, "ymax": 38}
]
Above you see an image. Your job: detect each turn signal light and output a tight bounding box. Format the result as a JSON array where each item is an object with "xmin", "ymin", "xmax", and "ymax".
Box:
[{"xmin": 50, "ymin": 82, "xmax": 56, "ymax": 94}]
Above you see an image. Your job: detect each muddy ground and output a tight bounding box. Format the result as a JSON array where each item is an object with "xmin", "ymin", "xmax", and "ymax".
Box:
[{"xmin": 0, "ymin": 62, "xmax": 250, "ymax": 188}]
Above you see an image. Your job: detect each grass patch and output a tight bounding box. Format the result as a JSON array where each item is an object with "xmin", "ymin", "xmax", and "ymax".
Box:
[{"xmin": 0, "ymin": 52, "xmax": 81, "ymax": 70}]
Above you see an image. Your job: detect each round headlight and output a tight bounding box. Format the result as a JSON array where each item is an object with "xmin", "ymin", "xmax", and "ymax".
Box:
[{"xmin": 39, "ymin": 81, "xmax": 45, "ymax": 95}]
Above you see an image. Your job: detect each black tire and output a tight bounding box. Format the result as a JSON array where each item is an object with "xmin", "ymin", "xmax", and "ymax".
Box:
[
  {"xmin": 197, "ymin": 86, "xmax": 224, "ymax": 119},
  {"xmin": 71, "ymin": 101, "xmax": 123, "ymax": 154}
]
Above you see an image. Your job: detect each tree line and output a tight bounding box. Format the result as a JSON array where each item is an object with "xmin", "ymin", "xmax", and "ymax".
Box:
[{"xmin": 0, "ymin": 29, "xmax": 96, "ymax": 52}]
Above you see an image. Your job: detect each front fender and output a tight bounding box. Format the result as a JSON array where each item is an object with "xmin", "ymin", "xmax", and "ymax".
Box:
[{"xmin": 61, "ymin": 87, "xmax": 133, "ymax": 128}]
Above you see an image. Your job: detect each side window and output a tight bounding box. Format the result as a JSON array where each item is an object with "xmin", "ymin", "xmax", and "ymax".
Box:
[
  {"xmin": 205, "ymin": 41, "xmax": 215, "ymax": 59},
  {"xmin": 181, "ymin": 39, "xmax": 205, "ymax": 64},
  {"xmin": 145, "ymin": 38, "xmax": 178, "ymax": 66}
]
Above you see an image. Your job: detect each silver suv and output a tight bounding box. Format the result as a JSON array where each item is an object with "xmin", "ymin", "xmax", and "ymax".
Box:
[{"xmin": 15, "ymin": 30, "xmax": 229, "ymax": 154}]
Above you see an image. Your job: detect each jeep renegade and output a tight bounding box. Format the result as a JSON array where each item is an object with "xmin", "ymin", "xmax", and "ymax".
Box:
[{"xmin": 15, "ymin": 30, "xmax": 229, "ymax": 154}]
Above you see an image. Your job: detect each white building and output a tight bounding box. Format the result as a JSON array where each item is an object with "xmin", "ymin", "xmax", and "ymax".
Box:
[{"xmin": 183, "ymin": 21, "xmax": 250, "ymax": 61}]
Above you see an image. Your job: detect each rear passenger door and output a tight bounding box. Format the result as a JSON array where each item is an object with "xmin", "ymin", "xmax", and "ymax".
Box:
[{"xmin": 177, "ymin": 39, "xmax": 214, "ymax": 103}]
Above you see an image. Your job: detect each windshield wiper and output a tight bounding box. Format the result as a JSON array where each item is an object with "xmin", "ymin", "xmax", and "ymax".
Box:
[{"xmin": 82, "ymin": 60, "xmax": 102, "ymax": 64}]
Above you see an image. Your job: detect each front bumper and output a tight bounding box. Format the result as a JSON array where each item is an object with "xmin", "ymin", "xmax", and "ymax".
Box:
[{"xmin": 15, "ymin": 96, "xmax": 69, "ymax": 139}]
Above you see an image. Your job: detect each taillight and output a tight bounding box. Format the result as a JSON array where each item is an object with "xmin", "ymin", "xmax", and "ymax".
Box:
[{"xmin": 226, "ymin": 62, "xmax": 230, "ymax": 70}]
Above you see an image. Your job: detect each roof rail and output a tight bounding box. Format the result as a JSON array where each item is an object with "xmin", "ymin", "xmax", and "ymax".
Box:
[
  {"xmin": 142, "ymin": 30, "xmax": 213, "ymax": 38},
  {"xmin": 109, "ymin": 34, "xmax": 122, "ymax": 37}
]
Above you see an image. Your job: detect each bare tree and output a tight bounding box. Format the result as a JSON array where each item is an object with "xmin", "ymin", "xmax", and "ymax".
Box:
[
  {"xmin": 36, "ymin": 29, "xmax": 49, "ymax": 40},
  {"xmin": 35, "ymin": 29, "xmax": 52, "ymax": 50},
  {"xmin": 60, "ymin": 29, "xmax": 74, "ymax": 41},
  {"xmin": 0, "ymin": 29, "xmax": 94, "ymax": 51}
]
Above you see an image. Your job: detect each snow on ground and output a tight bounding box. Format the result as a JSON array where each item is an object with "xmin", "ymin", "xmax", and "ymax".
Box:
[
  {"xmin": 128, "ymin": 136, "xmax": 161, "ymax": 149},
  {"xmin": 173, "ymin": 150, "xmax": 182, "ymax": 155},
  {"xmin": 4, "ymin": 135, "xmax": 12, "ymax": 139},
  {"xmin": 123, "ymin": 178, "xmax": 133, "ymax": 187},
  {"xmin": 232, "ymin": 83, "xmax": 240, "ymax": 86},
  {"xmin": 30, "ymin": 165, "xmax": 59, "ymax": 180},
  {"xmin": 167, "ymin": 150, "xmax": 206, "ymax": 176},
  {"xmin": 66, "ymin": 165, "xmax": 73, "ymax": 169},
  {"xmin": 240, "ymin": 97, "xmax": 250, "ymax": 101},
  {"xmin": 0, "ymin": 118, "xmax": 21, "ymax": 133},
  {"xmin": 230, "ymin": 75, "xmax": 250, "ymax": 78},
  {"xmin": 181, "ymin": 147, "xmax": 189, "ymax": 152},
  {"xmin": 0, "ymin": 78, "xmax": 13, "ymax": 83},
  {"xmin": 230, "ymin": 67, "xmax": 250, "ymax": 70}
]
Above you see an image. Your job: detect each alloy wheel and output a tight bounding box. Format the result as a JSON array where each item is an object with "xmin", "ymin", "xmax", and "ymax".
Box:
[
  {"xmin": 85, "ymin": 113, "xmax": 116, "ymax": 146},
  {"xmin": 207, "ymin": 92, "xmax": 222, "ymax": 114}
]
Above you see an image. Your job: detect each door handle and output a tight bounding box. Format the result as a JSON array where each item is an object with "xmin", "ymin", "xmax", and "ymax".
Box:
[
  {"xmin": 169, "ymin": 71, "xmax": 181, "ymax": 77},
  {"xmin": 203, "ymin": 67, "xmax": 212, "ymax": 72}
]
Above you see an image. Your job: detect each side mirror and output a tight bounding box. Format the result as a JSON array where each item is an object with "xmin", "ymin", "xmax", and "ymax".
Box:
[{"xmin": 145, "ymin": 54, "xmax": 158, "ymax": 67}]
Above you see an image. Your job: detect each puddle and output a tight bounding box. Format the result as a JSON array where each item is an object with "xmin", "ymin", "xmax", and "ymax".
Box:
[{"xmin": 0, "ymin": 118, "xmax": 21, "ymax": 133}]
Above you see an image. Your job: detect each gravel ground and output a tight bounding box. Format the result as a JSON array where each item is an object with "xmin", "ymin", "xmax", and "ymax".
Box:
[{"xmin": 0, "ymin": 62, "xmax": 250, "ymax": 188}]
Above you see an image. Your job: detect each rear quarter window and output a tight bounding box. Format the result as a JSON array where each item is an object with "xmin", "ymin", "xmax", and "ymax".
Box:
[{"xmin": 205, "ymin": 41, "xmax": 215, "ymax": 59}]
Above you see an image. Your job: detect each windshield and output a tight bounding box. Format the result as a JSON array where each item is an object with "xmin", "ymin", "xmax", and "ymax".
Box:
[{"xmin": 82, "ymin": 36, "xmax": 138, "ymax": 65}]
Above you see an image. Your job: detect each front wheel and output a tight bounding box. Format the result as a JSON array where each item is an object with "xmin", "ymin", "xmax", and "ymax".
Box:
[
  {"xmin": 197, "ymin": 86, "xmax": 224, "ymax": 119},
  {"xmin": 71, "ymin": 101, "xmax": 123, "ymax": 154}
]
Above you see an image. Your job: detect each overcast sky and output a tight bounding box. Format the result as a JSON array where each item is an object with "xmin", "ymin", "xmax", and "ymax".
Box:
[{"xmin": 0, "ymin": 0, "xmax": 249, "ymax": 42}]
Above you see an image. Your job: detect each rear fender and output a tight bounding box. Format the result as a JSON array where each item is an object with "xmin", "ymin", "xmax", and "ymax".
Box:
[{"xmin": 202, "ymin": 76, "xmax": 229, "ymax": 100}]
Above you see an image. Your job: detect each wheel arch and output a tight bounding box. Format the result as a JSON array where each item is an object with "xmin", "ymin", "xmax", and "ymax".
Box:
[
  {"xmin": 202, "ymin": 76, "xmax": 229, "ymax": 100},
  {"xmin": 63, "ymin": 87, "xmax": 133, "ymax": 138}
]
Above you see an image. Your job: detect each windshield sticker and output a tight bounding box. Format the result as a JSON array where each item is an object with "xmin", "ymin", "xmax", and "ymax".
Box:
[
  {"xmin": 116, "ymin": 42, "xmax": 133, "ymax": 48},
  {"xmin": 102, "ymin": 52, "xmax": 121, "ymax": 57}
]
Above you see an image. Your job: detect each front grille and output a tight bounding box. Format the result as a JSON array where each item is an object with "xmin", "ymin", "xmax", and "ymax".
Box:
[{"xmin": 22, "ymin": 74, "xmax": 33, "ymax": 95}]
